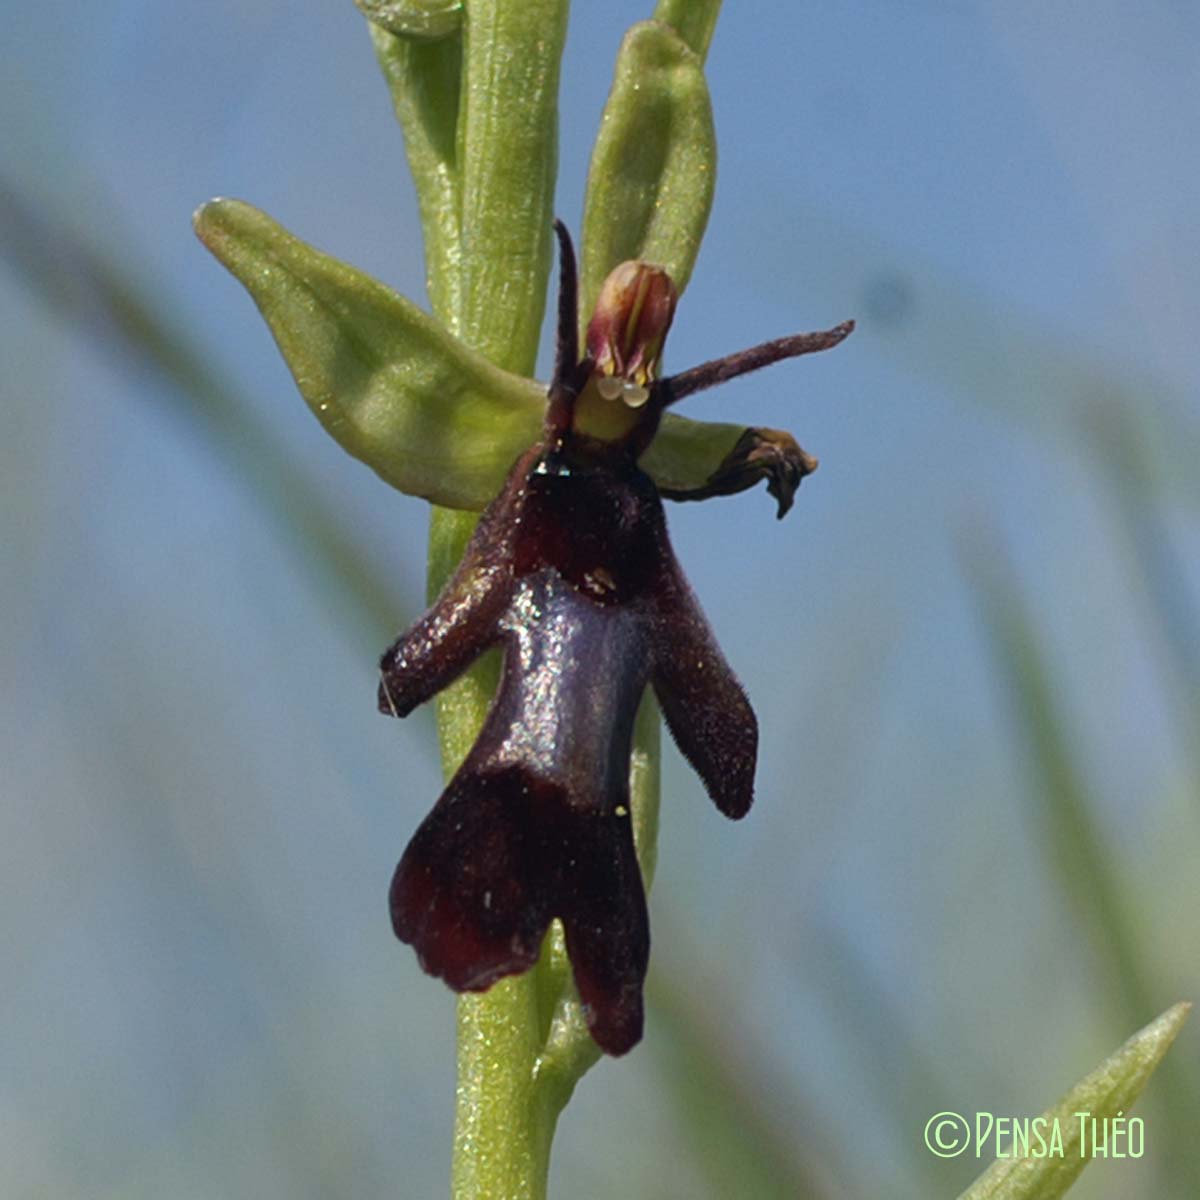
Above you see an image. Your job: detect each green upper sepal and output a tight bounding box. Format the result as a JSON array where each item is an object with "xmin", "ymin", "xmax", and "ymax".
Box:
[
  {"xmin": 194, "ymin": 198, "xmax": 786, "ymax": 514},
  {"xmin": 580, "ymin": 20, "xmax": 716, "ymax": 329}
]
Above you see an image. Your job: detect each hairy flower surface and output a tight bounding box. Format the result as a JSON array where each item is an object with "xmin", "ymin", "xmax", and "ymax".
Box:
[{"xmin": 378, "ymin": 224, "xmax": 851, "ymax": 1054}]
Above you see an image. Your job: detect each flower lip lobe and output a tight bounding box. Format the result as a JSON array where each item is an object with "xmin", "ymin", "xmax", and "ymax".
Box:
[{"xmin": 390, "ymin": 762, "xmax": 649, "ymax": 1056}]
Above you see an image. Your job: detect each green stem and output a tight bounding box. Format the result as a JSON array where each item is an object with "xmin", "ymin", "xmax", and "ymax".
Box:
[
  {"xmin": 431, "ymin": 506, "xmax": 558, "ymax": 1200},
  {"xmin": 399, "ymin": 0, "xmax": 713, "ymax": 1191},
  {"xmin": 430, "ymin": 534, "xmax": 662, "ymax": 1200},
  {"xmin": 419, "ymin": 2, "xmax": 575, "ymax": 1194},
  {"xmin": 452, "ymin": 980, "xmax": 558, "ymax": 1200}
]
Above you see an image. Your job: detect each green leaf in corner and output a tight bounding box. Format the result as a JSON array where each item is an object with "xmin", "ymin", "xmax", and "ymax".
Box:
[{"xmin": 959, "ymin": 1002, "xmax": 1191, "ymax": 1200}]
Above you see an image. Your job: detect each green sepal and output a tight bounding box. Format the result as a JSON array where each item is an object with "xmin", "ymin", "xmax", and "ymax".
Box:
[
  {"xmin": 194, "ymin": 198, "xmax": 543, "ymax": 510},
  {"xmin": 641, "ymin": 411, "xmax": 750, "ymax": 494},
  {"xmin": 580, "ymin": 20, "xmax": 716, "ymax": 329}
]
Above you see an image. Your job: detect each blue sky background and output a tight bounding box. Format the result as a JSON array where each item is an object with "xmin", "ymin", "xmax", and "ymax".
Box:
[{"xmin": 3, "ymin": 3, "xmax": 1198, "ymax": 1197}]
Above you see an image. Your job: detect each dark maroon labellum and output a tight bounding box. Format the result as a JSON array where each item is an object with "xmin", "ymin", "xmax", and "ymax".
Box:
[{"xmin": 379, "ymin": 223, "xmax": 852, "ymax": 1055}]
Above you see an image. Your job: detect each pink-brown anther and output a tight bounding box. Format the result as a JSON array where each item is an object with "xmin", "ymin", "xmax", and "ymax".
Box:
[{"xmin": 586, "ymin": 261, "xmax": 678, "ymax": 396}]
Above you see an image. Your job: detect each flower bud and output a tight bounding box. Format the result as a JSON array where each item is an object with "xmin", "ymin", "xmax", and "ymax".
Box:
[{"xmin": 586, "ymin": 261, "xmax": 678, "ymax": 388}]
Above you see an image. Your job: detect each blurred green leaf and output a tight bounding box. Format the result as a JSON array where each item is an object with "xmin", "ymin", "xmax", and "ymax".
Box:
[
  {"xmin": 1087, "ymin": 404, "xmax": 1200, "ymax": 759},
  {"xmin": 580, "ymin": 20, "xmax": 716, "ymax": 327},
  {"xmin": 647, "ymin": 964, "xmax": 838, "ymax": 1200},
  {"xmin": 967, "ymin": 537, "xmax": 1157, "ymax": 1033},
  {"xmin": 967, "ymin": 533, "xmax": 1199, "ymax": 1191},
  {"xmin": 0, "ymin": 179, "xmax": 407, "ymax": 638},
  {"xmin": 959, "ymin": 1002, "xmax": 1190, "ymax": 1200},
  {"xmin": 806, "ymin": 921, "xmax": 956, "ymax": 1196}
]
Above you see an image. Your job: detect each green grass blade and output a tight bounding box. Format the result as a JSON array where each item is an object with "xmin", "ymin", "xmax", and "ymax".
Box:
[
  {"xmin": 1087, "ymin": 405, "xmax": 1200, "ymax": 759},
  {"xmin": 967, "ymin": 538, "xmax": 1157, "ymax": 1031},
  {"xmin": 959, "ymin": 1003, "xmax": 1190, "ymax": 1200},
  {"xmin": 966, "ymin": 534, "xmax": 1199, "ymax": 1191},
  {"xmin": 647, "ymin": 965, "xmax": 839, "ymax": 1200}
]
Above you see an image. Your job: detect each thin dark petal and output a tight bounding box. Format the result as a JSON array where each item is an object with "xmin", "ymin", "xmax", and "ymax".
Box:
[
  {"xmin": 551, "ymin": 219, "xmax": 579, "ymax": 387},
  {"xmin": 378, "ymin": 447, "xmax": 535, "ymax": 716},
  {"xmin": 377, "ymin": 570, "xmax": 506, "ymax": 717},
  {"xmin": 650, "ymin": 560, "xmax": 758, "ymax": 819},
  {"xmin": 658, "ymin": 319, "xmax": 854, "ymax": 407},
  {"xmin": 659, "ymin": 426, "xmax": 819, "ymax": 519},
  {"xmin": 545, "ymin": 220, "xmax": 584, "ymax": 443}
]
